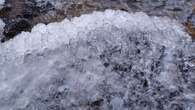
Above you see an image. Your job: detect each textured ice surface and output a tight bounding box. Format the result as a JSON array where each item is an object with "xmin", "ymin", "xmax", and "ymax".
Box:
[
  {"xmin": 0, "ymin": 0, "xmax": 4, "ymax": 9},
  {"xmin": 0, "ymin": 10, "xmax": 195, "ymax": 110},
  {"xmin": 0, "ymin": 0, "xmax": 4, "ymax": 5},
  {"xmin": 0, "ymin": 19, "xmax": 5, "ymax": 39}
]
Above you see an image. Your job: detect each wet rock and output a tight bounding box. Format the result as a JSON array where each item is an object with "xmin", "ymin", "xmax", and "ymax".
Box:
[
  {"xmin": 185, "ymin": 6, "xmax": 195, "ymax": 39},
  {"xmin": 0, "ymin": 0, "xmax": 34, "ymax": 40},
  {"xmin": 1, "ymin": 18, "xmax": 32, "ymax": 42}
]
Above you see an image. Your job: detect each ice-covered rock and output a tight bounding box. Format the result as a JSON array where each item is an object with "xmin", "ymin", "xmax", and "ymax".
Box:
[
  {"xmin": 35, "ymin": 0, "xmax": 72, "ymax": 10},
  {"xmin": 0, "ymin": 10, "xmax": 195, "ymax": 110}
]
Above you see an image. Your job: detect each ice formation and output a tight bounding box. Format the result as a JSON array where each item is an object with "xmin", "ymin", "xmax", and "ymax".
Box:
[
  {"xmin": 0, "ymin": 0, "xmax": 4, "ymax": 5},
  {"xmin": 0, "ymin": 10, "xmax": 195, "ymax": 110},
  {"xmin": 0, "ymin": 0, "xmax": 4, "ymax": 9},
  {"xmin": 0, "ymin": 19, "xmax": 5, "ymax": 40}
]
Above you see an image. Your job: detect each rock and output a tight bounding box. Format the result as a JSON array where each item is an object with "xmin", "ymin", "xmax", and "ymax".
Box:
[{"xmin": 1, "ymin": 18, "xmax": 32, "ymax": 42}]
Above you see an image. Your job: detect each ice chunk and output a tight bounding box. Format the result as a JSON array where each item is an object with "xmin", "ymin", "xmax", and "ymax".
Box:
[{"xmin": 0, "ymin": 10, "xmax": 195, "ymax": 110}]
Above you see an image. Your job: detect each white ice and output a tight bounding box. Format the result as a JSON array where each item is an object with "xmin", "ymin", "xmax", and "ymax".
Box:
[
  {"xmin": 0, "ymin": 10, "xmax": 194, "ymax": 110},
  {"xmin": 0, "ymin": 0, "xmax": 5, "ymax": 9}
]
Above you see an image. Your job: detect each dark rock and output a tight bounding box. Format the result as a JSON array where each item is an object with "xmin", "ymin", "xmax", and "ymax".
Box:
[{"xmin": 1, "ymin": 18, "xmax": 32, "ymax": 42}]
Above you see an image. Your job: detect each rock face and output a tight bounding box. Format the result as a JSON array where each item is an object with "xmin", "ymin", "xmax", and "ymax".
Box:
[
  {"xmin": 0, "ymin": 10, "xmax": 195, "ymax": 110},
  {"xmin": 1, "ymin": 19, "xmax": 32, "ymax": 42}
]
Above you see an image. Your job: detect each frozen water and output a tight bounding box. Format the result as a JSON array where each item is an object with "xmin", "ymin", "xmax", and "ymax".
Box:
[
  {"xmin": 0, "ymin": 10, "xmax": 195, "ymax": 110},
  {"xmin": 0, "ymin": 0, "xmax": 4, "ymax": 5},
  {"xmin": 0, "ymin": 0, "xmax": 4, "ymax": 9},
  {"xmin": 0, "ymin": 19, "xmax": 5, "ymax": 40}
]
